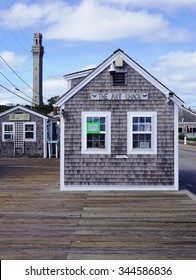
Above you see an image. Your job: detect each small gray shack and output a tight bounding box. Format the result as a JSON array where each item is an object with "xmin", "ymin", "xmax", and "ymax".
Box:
[
  {"xmin": 56, "ymin": 49, "xmax": 184, "ymax": 191},
  {"xmin": 0, "ymin": 105, "xmax": 52, "ymax": 158}
]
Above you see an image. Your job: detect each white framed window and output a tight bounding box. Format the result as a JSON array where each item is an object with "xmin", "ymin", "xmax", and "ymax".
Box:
[
  {"xmin": 24, "ymin": 122, "xmax": 36, "ymax": 141},
  {"xmin": 127, "ymin": 112, "xmax": 157, "ymax": 154},
  {"xmin": 2, "ymin": 122, "xmax": 14, "ymax": 141},
  {"xmin": 82, "ymin": 111, "xmax": 111, "ymax": 154}
]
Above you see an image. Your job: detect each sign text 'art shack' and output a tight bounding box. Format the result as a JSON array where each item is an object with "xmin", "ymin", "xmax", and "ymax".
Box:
[{"xmin": 90, "ymin": 92, "xmax": 148, "ymax": 101}]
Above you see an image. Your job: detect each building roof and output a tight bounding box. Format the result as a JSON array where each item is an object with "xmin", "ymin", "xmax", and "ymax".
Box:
[
  {"xmin": 63, "ymin": 68, "xmax": 95, "ymax": 80},
  {"xmin": 179, "ymin": 106, "xmax": 196, "ymax": 122},
  {"xmin": 56, "ymin": 49, "xmax": 184, "ymax": 107},
  {"xmin": 0, "ymin": 105, "xmax": 50, "ymax": 120}
]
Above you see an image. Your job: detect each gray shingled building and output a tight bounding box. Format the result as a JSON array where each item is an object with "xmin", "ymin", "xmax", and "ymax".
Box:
[
  {"xmin": 179, "ymin": 106, "xmax": 196, "ymax": 135},
  {"xmin": 0, "ymin": 105, "xmax": 56, "ymax": 158},
  {"xmin": 56, "ymin": 49, "xmax": 184, "ymax": 191}
]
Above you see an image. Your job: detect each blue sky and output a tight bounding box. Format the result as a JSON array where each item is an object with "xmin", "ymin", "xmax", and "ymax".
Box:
[{"xmin": 0, "ymin": 0, "xmax": 196, "ymax": 109}]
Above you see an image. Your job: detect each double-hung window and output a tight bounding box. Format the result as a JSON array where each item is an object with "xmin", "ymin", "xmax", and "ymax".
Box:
[
  {"xmin": 127, "ymin": 112, "xmax": 157, "ymax": 154},
  {"xmin": 2, "ymin": 122, "xmax": 14, "ymax": 141},
  {"xmin": 82, "ymin": 112, "xmax": 111, "ymax": 154},
  {"xmin": 24, "ymin": 122, "xmax": 36, "ymax": 141}
]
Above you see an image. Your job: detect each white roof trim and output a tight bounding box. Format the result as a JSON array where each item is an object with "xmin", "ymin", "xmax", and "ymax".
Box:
[
  {"xmin": 56, "ymin": 49, "xmax": 183, "ymax": 107},
  {"xmin": 180, "ymin": 106, "xmax": 196, "ymax": 116},
  {"xmin": 63, "ymin": 68, "xmax": 94, "ymax": 80},
  {"xmin": 0, "ymin": 105, "xmax": 49, "ymax": 119},
  {"xmin": 170, "ymin": 95, "xmax": 184, "ymax": 107}
]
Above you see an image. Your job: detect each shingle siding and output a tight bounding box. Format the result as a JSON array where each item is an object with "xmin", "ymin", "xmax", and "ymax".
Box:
[
  {"xmin": 63, "ymin": 62, "xmax": 175, "ymax": 186},
  {"xmin": 0, "ymin": 108, "xmax": 44, "ymax": 157},
  {"xmin": 179, "ymin": 107, "xmax": 196, "ymax": 122}
]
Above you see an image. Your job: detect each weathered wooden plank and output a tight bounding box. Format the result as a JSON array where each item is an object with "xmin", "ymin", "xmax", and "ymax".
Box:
[
  {"xmin": 70, "ymin": 241, "xmax": 196, "ymax": 249},
  {"xmin": 0, "ymin": 158, "xmax": 196, "ymax": 260}
]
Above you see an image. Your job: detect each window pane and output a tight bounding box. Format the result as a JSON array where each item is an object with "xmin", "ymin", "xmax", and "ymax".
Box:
[
  {"xmin": 133, "ymin": 116, "xmax": 152, "ymax": 132},
  {"xmin": 87, "ymin": 134, "xmax": 93, "ymax": 141},
  {"xmin": 146, "ymin": 134, "xmax": 151, "ymax": 141},
  {"xmin": 139, "ymin": 117, "xmax": 145, "ymax": 123},
  {"xmin": 87, "ymin": 140, "xmax": 93, "ymax": 148},
  {"xmin": 93, "ymin": 117, "xmax": 99, "ymax": 122},
  {"xmin": 133, "ymin": 125, "xmax": 138, "ymax": 131},
  {"xmin": 25, "ymin": 132, "xmax": 34, "ymax": 139},
  {"xmin": 25, "ymin": 124, "xmax": 34, "ymax": 131},
  {"xmin": 25, "ymin": 124, "xmax": 34, "ymax": 139},
  {"xmin": 133, "ymin": 117, "xmax": 138, "ymax": 123},
  {"xmin": 139, "ymin": 124, "xmax": 145, "ymax": 131},
  {"xmin": 87, "ymin": 133, "xmax": 105, "ymax": 149},
  {"xmin": 87, "ymin": 117, "xmax": 92, "ymax": 122},
  {"xmin": 100, "ymin": 141, "xmax": 105, "ymax": 149},
  {"xmin": 133, "ymin": 134, "xmax": 138, "ymax": 140},
  {"xmin": 133, "ymin": 134, "xmax": 151, "ymax": 149},
  {"xmin": 133, "ymin": 141, "xmax": 139, "ymax": 149},
  {"xmin": 86, "ymin": 116, "xmax": 106, "ymax": 150},
  {"xmin": 100, "ymin": 124, "xmax": 105, "ymax": 131},
  {"xmin": 146, "ymin": 117, "xmax": 151, "ymax": 123},
  {"xmin": 5, "ymin": 124, "xmax": 13, "ymax": 132},
  {"xmin": 145, "ymin": 124, "xmax": 151, "ymax": 131},
  {"xmin": 139, "ymin": 134, "xmax": 145, "ymax": 141}
]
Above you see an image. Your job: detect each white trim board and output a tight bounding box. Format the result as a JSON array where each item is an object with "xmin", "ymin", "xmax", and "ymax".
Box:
[
  {"xmin": 61, "ymin": 185, "xmax": 178, "ymax": 191},
  {"xmin": 81, "ymin": 111, "xmax": 111, "ymax": 155},
  {"xmin": 56, "ymin": 49, "xmax": 184, "ymax": 107},
  {"xmin": 60, "ymin": 105, "xmax": 65, "ymax": 190},
  {"xmin": 174, "ymin": 103, "xmax": 179, "ymax": 190}
]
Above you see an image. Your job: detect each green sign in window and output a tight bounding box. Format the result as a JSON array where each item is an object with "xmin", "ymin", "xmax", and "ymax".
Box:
[{"xmin": 87, "ymin": 122, "xmax": 100, "ymax": 134}]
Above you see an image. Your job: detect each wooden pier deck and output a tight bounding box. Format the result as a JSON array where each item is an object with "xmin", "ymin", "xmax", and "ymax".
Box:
[{"xmin": 0, "ymin": 158, "xmax": 196, "ymax": 259}]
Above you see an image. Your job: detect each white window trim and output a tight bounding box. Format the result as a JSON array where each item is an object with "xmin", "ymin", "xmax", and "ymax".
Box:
[
  {"xmin": 127, "ymin": 111, "xmax": 157, "ymax": 155},
  {"xmin": 82, "ymin": 111, "xmax": 111, "ymax": 154},
  {"xmin": 23, "ymin": 122, "xmax": 36, "ymax": 141},
  {"xmin": 2, "ymin": 122, "xmax": 14, "ymax": 142}
]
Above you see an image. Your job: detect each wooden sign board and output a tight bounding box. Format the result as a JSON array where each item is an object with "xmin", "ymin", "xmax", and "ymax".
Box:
[
  {"xmin": 90, "ymin": 92, "xmax": 148, "ymax": 101},
  {"xmin": 9, "ymin": 113, "xmax": 30, "ymax": 121}
]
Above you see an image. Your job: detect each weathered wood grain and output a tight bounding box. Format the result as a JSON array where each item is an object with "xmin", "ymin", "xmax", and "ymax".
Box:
[{"xmin": 0, "ymin": 158, "xmax": 196, "ymax": 260}]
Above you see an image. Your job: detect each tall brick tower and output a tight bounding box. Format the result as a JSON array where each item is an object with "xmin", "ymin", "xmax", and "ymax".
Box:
[{"xmin": 32, "ymin": 33, "xmax": 44, "ymax": 106}]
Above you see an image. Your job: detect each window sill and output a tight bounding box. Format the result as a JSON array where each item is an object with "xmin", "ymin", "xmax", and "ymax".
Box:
[
  {"xmin": 82, "ymin": 148, "xmax": 111, "ymax": 155},
  {"xmin": 128, "ymin": 149, "xmax": 157, "ymax": 155}
]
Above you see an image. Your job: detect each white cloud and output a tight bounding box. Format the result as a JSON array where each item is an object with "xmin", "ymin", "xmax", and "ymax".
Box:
[
  {"xmin": 149, "ymin": 51, "xmax": 196, "ymax": 106},
  {"xmin": 0, "ymin": 51, "xmax": 27, "ymax": 69},
  {"xmin": 0, "ymin": 77, "xmax": 67, "ymax": 106},
  {"xmin": 43, "ymin": 78, "xmax": 67, "ymax": 101},
  {"xmin": 101, "ymin": 0, "xmax": 196, "ymax": 10},
  {"xmin": 44, "ymin": 0, "xmax": 191, "ymax": 42},
  {"xmin": 81, "ymin": 64, "xmax": 97, "ymax": 70},
  {"xmin": 0, "ymin": 1, "xmax": 66, "ymax": 29},
  {"xmin": 0, "ymin": 0, "xmax": 192, "ymax": 42}
]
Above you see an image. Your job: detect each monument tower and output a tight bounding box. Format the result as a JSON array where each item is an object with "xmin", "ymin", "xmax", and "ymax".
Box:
[{"xmin": 32, "ymin": 33, "xmax": 44, "ymax": 106}]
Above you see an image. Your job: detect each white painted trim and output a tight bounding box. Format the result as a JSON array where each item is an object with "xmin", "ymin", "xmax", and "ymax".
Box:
[
  {"xmin": 60, "ymin": 105, "xmax": 65, "ymax": 190},
  {"xmin": 43, "ymin": 119, "xmax": 47, "ymax": 158},
  {"xmin": 121, "ymin": 53, "xmax": 170, "ymax": 95},
  {"xmin": 56, "ymin": 49, "xmax": 182, "ymax": 107},
  {"xmin": 127, "ymin": 111, "xmax": 157, "ymax": 155},
  {"xmin": 2, "ymin": 122, "xmax": 15, "ymax": 142},
  {"xmin": 81, "ymin": 111, "xmax": 111, "ymax": 154},
  {"xmin": 170, "ymin": 95, "xmax": 184, "ymax": 107},
  {"xmin": 64, "ymin": 68, "xmax": 94, "ymax": 80},
  {"xmin": 61, "ymin": 185, "xmax": 177, "ymax": 191},
  {"xmin": 23, "ymin": 122, "xmax": 36, "ymax": 141},
  {"xmin": 174, "ymin": 104, "xmax": 179, "ymax": 190}
]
